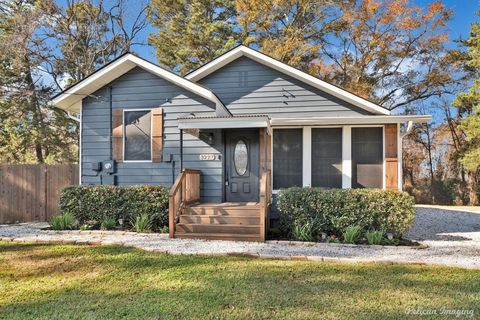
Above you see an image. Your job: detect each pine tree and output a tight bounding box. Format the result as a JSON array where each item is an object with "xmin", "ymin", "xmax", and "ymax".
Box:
[
  {"xmin": 148, "ymin": 0, "xmax": 240, "ymax": 74},
  {"xmin": 452, "ymin": 12, "xmax": 480, "ymax": 204}
]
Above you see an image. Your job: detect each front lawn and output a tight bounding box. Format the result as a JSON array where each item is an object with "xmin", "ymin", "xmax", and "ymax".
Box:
[{"xmin": 0, "ymin": 241, "xmax": 479, "ymax": 320}]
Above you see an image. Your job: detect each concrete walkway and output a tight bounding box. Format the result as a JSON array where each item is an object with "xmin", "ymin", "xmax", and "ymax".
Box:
[{"xmin": 1, "ymin": 206, "xmax": 479, "ymax": 269}]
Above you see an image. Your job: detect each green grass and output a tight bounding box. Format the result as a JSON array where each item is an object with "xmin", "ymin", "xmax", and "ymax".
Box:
[{"xmin": 0, "ymin": 241, "xmax": 479, "ymax": 319}]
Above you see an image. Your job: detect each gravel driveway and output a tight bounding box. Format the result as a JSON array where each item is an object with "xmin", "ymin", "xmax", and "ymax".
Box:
[{"xmin": 1, "ymin": 206, "xmax": 479, "ymax": 269}]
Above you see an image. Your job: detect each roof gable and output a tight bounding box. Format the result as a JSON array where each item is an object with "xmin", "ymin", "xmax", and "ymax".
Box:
[
  {"xmin": 185, "ymin": 45, "xmax": 390, "ymax": 116},
  {"xmin": 51, "ymin": 53, "xmax": 231, "ymax": 116}
]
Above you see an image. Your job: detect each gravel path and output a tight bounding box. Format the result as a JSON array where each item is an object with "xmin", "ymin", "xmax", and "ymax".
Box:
[{"xmin": 1, "ymin": 206, "xmax": 479, "ymax": 269}]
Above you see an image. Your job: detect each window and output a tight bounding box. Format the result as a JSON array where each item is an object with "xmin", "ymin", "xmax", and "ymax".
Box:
[
  {"xmin": 351, "ymin": 127, "xmax": 383, "ymax": 188},
  {"xmin": 234, "ymin": 139, "xmax": 248, "ymax": 176},
  {"xmin": 311, "ymin": 128, "xmax": 342, "ymax": 188},
  {"xmin": 273, "ymin": 129, "xmax": 303, "ymax": 189},
  {"xmin": 124, "ymin": 110, "xmax": 151, "ymax": 161}
]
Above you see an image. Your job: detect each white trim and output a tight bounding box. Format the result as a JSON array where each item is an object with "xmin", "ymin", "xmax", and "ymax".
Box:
[
  {"xmin": 398, "ymin": 123, "xmax": 403, "ymax": 191},
  {"xmin": 178, "ymin": 116, "xmax": 270, "ymax": 131},
  {"xmin": 79, "ymin": 102, "xmax": 82, "ymax": 185},
  {"xmin": 302, "ymin": 127, "xmax": 312, "ymax": 187},
  {"xmin": 382, "ymin": 125, "xmax": 386, "ymax": 189},
  {"xmin": 342, "ymin": 126, "xmax": 352, "ymax": 188},
  {"xmin": 186, "ymin": 46, "xmax": 391, "ymax": 115},
  {"xmin": 122, "ymin": 108, "xmax": 153, "ymax": 163},
  {"xmin": 51, "ymin": 54, "xmax": 228, "ymax": 115},
  {"xmin": 270, "ymin": 115, "xmax": 430, "ymax": 126}
]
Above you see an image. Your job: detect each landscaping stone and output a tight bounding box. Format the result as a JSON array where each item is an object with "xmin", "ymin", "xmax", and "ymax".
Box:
[{"xmin": 0, "ymin": 207, "xmax": 479, "ymax": 269}]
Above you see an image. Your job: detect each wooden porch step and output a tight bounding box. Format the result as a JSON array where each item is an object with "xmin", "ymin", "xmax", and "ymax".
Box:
[
  {"xmin": 175, "ymin": 232, "xmax": 261, "ymax": 242},
  {"xmin": 185, "ymin": 205, "xmax": 260, "ymax": 216},
  {"xmin": 179, "ymin": 215, "xmax": 260, "ymax": 225},
  {"xmin": 176, "ymin": 223, "xmax": 260, "ymax": 235}
]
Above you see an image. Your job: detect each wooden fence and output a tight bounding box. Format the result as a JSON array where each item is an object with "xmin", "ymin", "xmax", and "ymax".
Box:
[{"xmin": 0, "ymin": 164, "xmax": 79, "ymax": 224}]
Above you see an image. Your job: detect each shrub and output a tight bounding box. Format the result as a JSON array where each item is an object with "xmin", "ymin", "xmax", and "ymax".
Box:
[
  {"xmin": 366, "ymin": 230, "xmax": 384, "ymax": 245},
  {"xmin": 50, "ymin": 213, "xmax": 76, "ymax": 230},
  {"xmin": 59, "ymin": 185, "xmax": 169, "ymax": 232},
  {"xmin": 131, "ymin": 214, "xmax": 152, "ymax": 233},
  {"xmin": 292, "ymin": 221, "xmax": 315, "ymax": 242},
  {"xmin": 343, "ymin": 225, "xmax": 362, "ymax": 244},
  {"xmin": 276, "ymin": 188, "xmax": 415, "ymax": 241},
  {"xmin": 100, "ymin": 217, "xmax": 116, "ymax": 230}
]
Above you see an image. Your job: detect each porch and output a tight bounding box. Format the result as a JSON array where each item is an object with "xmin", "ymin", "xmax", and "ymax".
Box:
[
  {"xmin": 168, "ymin": 115, "xmax": 272, "ymax": 242},
  {"xmin": 169, "ymin": 169, "xmax": 271, "ymax": 242}
]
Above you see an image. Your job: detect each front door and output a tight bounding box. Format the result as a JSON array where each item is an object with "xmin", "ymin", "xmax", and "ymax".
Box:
[{"xmin": 225, "ymin": 129, "xmax": 259, "ymax": 202}]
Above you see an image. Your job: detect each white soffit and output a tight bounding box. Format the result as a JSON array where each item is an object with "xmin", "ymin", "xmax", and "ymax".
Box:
[
  {"xmin": 51, "ymin": 54, "xmax": 227, "ymax": 114},
  {"xmin": 178, "ymin": 116, "xmax": 270, "ymax": 130},
  {"xmin": 185, "ymin": 46, "xmax": 391, "ymax": 116},
  {"xmin": 270, "ymin": 115, "xmax": 431, "ymax": 126}
]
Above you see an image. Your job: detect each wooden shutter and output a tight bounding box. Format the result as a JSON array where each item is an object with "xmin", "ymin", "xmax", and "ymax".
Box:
[
  {"xmin": 385, "ymin": 124, "xmax": 398, "ymax": 190},
  {"xmin": 112, "ymin": 109, "xmax": 123, "ymax": 163},
  {"xmin": 152, "ymin": 108, "xmax": 163, "ymax": 162}
]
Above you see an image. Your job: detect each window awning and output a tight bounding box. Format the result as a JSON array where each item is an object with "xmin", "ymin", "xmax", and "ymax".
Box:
[{"xmin": 178, "ymin": 115, "xmax": 271, "ymax": 132}]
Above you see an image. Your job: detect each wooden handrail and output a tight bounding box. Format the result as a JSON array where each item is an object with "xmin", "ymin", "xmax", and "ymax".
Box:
[
  {"xmin": 169, "ymin": 169, "xmax": 201, "ymax": 238},
  {"xmin": 259, "ymin": 169, "xmax": 271, "ymax": 242}
]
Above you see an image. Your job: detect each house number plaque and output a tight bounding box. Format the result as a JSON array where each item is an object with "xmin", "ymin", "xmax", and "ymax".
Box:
[{"xmin": 199, "ymin": 154, "xmax": 220, "ymax": 161}]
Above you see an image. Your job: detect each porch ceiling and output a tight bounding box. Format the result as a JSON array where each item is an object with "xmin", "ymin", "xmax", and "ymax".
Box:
[{"xmin": 178, "ymin": 115, "xmax": 271, "ymax": 131}]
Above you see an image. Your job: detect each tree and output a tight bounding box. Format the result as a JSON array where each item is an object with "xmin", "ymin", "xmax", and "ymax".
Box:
[
  {"xmin": 150, "ymin": 0, "xmax": 458, "ymax": 112},
  {"xmin": 0, "ymin": 0, "xmax": 77, "ymax": 164},
  {"xmin": 51, "ymin": 0, "xmax": 148, "ymax": 85},
  {"xmin": 148, "ymin": 0, "xmax": 240, "ymax": 74},
  {"xmin": 236, "ymin": 0, "xmax": 456, "ymax": 110},
  {"xmin": 236, "ymin": 0, "xmax": 341, "ymax": 70},
  {"xmin": 0, "ymin": 0, "xmax": 147, "ymax": 164},
  {"xmin": 451, "ymin": 12, "xmax": 480, "ymax": 204}
]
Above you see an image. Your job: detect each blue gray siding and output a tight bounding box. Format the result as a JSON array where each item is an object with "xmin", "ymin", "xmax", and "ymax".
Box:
[
  {"xmin": 81, "ymin": 67, "xmax": 223, "ymax": 202},
  {"xmin": 199, "ymin": 56, "xmax": 372, "ymax": 117},
  {"xmin": 81, "ymin": 57, "xmax": 374, "ymax": 204}
]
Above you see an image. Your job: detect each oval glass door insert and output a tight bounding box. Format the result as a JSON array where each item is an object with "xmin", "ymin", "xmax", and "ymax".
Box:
[{"xmin": 234, "ymin": 139, "xmax": 248, "ymax": 176}]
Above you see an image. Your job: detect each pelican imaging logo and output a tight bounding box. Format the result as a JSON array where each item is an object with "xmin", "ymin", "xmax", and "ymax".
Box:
[{"xmin": 405, "ymin": 307, "xmax": 474, "ymax": 318}]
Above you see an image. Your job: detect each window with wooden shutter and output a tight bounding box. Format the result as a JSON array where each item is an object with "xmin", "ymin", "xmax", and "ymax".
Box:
[
  {"xmin": 112, "ymin": 109, "xmax": 123, "ymax": 162},
  {"xmin": 124, "ymin": 110, "xmax": 152, "ymax": 161},
  {"xmin": 151, "ymin": 108, "xmax": 163, "ymax": 162}
]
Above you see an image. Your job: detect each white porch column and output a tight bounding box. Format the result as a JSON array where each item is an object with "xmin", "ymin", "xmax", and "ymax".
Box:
[
  {"xmin": 303, "ymin": 127, "xmax": 311, "ymax": 187},
  {"xmin": 397, "ymin": 123, "xmax": 403, "ymax": 191},
  {"xmin": 342, "ymin": 126, "xmax": 352, "ymax": 188}
]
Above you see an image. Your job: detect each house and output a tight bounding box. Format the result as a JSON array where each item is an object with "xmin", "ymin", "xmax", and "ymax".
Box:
[{"xmin": 51, "ymin": 45, "xmax": 430, "ymax": 241}]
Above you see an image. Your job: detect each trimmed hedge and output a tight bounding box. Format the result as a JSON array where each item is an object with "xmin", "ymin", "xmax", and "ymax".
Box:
[
  {"xmin": 59, "ymin": 185, "xmax": 169, "ymax": 231},
  {"xmin": 276, "ymin": 187, "xmax": 415, "ymax": 240}
]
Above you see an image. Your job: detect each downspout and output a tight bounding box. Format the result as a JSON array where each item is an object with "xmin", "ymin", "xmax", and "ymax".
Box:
[
  {"xmin": 67, "ymin": 112, "xmax": 80, "ymax": 122},
  {"xmin": 401, "ymin": 120, "xmax": 414, "ymax": 138},
  {"xmin": 108, "ymin": 86, "xmax": 113, "ymax": 160},
  {"xmin": 180, "ymin": 129, "xmax": 183, "ymax": 172}
]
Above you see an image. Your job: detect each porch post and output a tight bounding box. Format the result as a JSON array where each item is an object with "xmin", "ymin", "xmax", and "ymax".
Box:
[
  {"xmin": 180, "ymin": 129, "xmax": 183, "ymax": 172},
  {"xmin": 342, "ymin": 126, "xmax": 352, "ymax": 188},
  {"xmin": 263, "ymin": 128, "xmax": 267, "ymax": 171}
]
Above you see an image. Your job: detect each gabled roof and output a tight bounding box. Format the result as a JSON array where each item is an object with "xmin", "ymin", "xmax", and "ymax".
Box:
[
  {"xmin": 50, "ymin": 53, "xmax": 231, "ymax": 116},
  {"xmin": 185, "ymin": 45, "xmax": 390, "ymax": 116}
]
